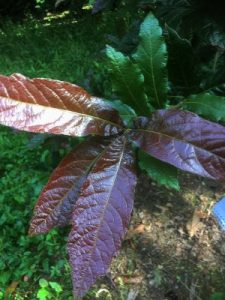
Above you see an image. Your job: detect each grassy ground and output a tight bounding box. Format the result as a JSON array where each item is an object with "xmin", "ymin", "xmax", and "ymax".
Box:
[{"xmin": 0, "ymin": 14, "xmax": 101, "ymax": 83}]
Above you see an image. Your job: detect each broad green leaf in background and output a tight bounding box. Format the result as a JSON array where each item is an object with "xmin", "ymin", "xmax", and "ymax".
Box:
[
  {"xmin": 165, "ymin": 25, "xmax": 200, "ymax": 92},
  {"xmin": 134, "ymin": 13, "xmax": 168, "ymax": 108},
  {"xmin": 107, "ymin": 99, "xmax": 137, "ymax": 126},
  {"xmin": 138, "ymin": 150, "xmax": 180, "ymax": 191},
  {"xmin": 106, "ymin": 45, "xmax": 151, "ymax": 116},
  {"xmin": 184, "ymin": 93, "xmax": 225, "ymax": 122}
]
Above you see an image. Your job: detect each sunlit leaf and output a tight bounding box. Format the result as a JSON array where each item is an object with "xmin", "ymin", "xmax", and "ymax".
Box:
[
  {"xmin": 49, "ymin": 282, "xmax": 63, "ymax": 293},
  {"xmin": 134, "ymin": 13, "xmax": 168, "ymax": 108},
  {"xmin": 0, "ymin": 73, "xmax": 123, "ymax": 137},
  {"xmin": 37, "ymin": 288, "xmax": 50, "ymax": 300}
]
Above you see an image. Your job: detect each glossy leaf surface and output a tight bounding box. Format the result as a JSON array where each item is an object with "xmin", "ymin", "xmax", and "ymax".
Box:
[
  {"xmin": 0, "ymin": 73, "xmax": 122, "ymax": 137},
  {"xmin": 106, "ymin": 45, "xmax": 151, "ymax": 116},
  {"xmin": 134, "ymin": 13, "xmax": 168, "ymax": 108},
  {"xmin": 184, "ymin": 93, "xmax": 225, "ymax": 122},
  {"xmin": 29, "ymin": 138, "xmax": 108, "ymax": 235},
  {"xmin": 68, "ymin": 135, "xmax": 137, "ymax": 299},
  {"xmin": 131, "ymin": 109, "xmax": 225, "ymax": 180},
  {"xmin": 138, "ymin": 149, "xmax": 180, "ymax": 190}
]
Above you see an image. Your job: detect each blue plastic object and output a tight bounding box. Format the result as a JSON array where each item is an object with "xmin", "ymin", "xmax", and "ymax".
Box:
[{"xmin": 212, "ymin": 197, "xmax": 225, "ymax": 230}]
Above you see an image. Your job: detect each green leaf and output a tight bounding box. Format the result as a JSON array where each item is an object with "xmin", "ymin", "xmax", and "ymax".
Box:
[
  {"xmin": 134, "ymin": 13, "xmax": 168, "ymax": 108},
  {"xmin": 184, "ymin": 93, "xmax": 225, "ymax": 122},
  {"xmin": 138, "ymin": 150, "xmax": 180, "ymax": 191},
  {"xmin": 165, "ymin": 25, "xmax": 200, "ymax": 92},
  {"xmin": 49, "ymin": 282, "xmax": 63, "ymax": 293},
  {"xmin": 106, "ymin": 99, "xmax": 136, "ymax": 126},
  {"xmin": 0, "ymin": 272, "xmax": 11, "ymax": 285},
  {"xmin": 39, "ymin": 278, "xmax": 49, "ymax": 288},
  {"xmin": 106, "ymin": 45, "xmax": 151, "ymax": 116},
  {"xmin": 37, "ymin": 288, "xmax": 50, "ymax": 300}
]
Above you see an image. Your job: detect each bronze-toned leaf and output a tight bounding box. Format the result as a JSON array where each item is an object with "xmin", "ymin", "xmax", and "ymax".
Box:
[
  {"xmin": 68, "ymin": 135, "xmax": 137, "ymax": 299},
  {"xmin": 0, "ymin": 73, "xmax": 123, "ymax": 137},
  {"xmin": 131, "ymin": 109, "xmax": 225, "ymax": 180},
  {"xmin": 29, "ymin": 138, "xmax": 108, "ymax": 235}
]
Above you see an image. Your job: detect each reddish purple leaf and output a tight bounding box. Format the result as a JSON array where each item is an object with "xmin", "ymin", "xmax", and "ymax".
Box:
[
  {"xmin": 0, "ymin": 73, "xmax": 123, "ymax": 137},
  {"xmin": 29, "ymin": 138, "xmax": 108, "ymax": 235},
  {"xmin": 131, "ymin": 109, "xmax": 225, "ymax": 180},
  {"xmin": 68, "ymin": 135, "xmax": 137, "ymax": 299}
]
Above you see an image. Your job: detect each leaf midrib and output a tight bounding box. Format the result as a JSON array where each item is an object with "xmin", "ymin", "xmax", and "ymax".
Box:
[
  {"xmin": 111, "ymin": 54, "xmax": 147, "ymax": 115},
  {"xmin": 135, "ymin": 127, "xmax": 225, "ymax": 162},
  {"xmin": 77, "ymin": 137, "xmax": 126, "ymax": 290},
  {"xmin": 140, "ymin": 35, "xmax": 160, "ymax": 107},
  {"xmin": 0, "ymin": 96, "xmax": 124, "ymax": 130},
  {"xmin": 32, "ymin": 150, "xmax": 107, "ymax": 233}
]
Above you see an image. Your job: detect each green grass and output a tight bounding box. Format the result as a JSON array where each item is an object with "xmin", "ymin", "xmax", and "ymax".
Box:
[{"xmin": 0, "ymin": 14, "xmax": 107, "ymax": 84}]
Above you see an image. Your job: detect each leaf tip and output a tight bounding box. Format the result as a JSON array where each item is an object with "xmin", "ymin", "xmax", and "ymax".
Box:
[
  {"xmin": 28, "ymin": 221, "xmax": 49, "ymax": 237},
  {"xmin": 28, "ymin": 227, "xmax": 36, "ymax": 237}
]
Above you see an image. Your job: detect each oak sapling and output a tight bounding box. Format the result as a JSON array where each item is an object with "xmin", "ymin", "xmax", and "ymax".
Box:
[{"xmin": 1, "ymin": 13, "xmax": 225, "ymax": 299}]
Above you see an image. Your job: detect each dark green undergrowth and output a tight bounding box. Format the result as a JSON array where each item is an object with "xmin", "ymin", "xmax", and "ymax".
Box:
[{"xmin": 0, "ymin": 127, "xmax": 74, "ymax": 299}]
